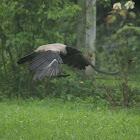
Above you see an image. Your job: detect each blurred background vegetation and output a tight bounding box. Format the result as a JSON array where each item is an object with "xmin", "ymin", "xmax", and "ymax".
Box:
[{"xmin": 0, "ymin": 0, "xmax": 140, "ymax": 106}]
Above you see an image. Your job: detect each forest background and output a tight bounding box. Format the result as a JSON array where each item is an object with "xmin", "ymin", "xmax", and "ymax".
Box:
[{"xmin": 0, "ymin": 0, "xmax": 140, "ymax": 107}]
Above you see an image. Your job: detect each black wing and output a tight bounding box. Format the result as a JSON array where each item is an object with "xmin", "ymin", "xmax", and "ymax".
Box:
[
  {"xmin": 17, "ymin": 52, "xmax": 37, "ymax": 64},
  {"xmin": 61, "ymin": 53, "xmax": 89, "ymax": 70},
  {"xmin": 29, "ymin": 51, "xmax": 63, "ymax": 80},
  {"xmin": 61, "ymin": 53, "xmax": 120, "ymax": 75}
]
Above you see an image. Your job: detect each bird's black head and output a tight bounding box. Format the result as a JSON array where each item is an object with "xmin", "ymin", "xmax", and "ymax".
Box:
[{"xmin": 66, "ymin": 46, "xmax": 82, "ymax": 55}]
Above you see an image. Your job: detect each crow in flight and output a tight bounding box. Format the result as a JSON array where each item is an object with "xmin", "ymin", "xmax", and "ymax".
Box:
[{"xmin": 17, "ymin": 43, "xmax": 120, "ymax": 80}]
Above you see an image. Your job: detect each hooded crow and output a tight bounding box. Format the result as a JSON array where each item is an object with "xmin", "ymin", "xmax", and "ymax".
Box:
[{"xmin": 17, "ymin": 43, "xmax": 120, "ymax": 80}]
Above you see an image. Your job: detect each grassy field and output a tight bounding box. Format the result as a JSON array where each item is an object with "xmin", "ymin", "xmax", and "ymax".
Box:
[{"xmin": 0, "ymin": 98, "xmax": 139, "ymax": 140}]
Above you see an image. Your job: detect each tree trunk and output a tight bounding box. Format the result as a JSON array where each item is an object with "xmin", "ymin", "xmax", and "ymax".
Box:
[
  {"xmin": 77, "ymin": 0, "xmax": 96, "ymax": 77},
  {"xmin": 85, "ymin": 0, "xmax": 96, "ymax": 77}
]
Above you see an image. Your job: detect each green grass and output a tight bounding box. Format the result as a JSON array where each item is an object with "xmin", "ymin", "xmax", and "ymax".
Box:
[{"xmin": 0, "ymin": 98, "xmax": 139, "ymax": 140}]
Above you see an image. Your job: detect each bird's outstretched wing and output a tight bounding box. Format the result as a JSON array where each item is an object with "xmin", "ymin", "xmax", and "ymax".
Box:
[
  {"xmin": 61, "ymin": 53, "xmax": 120, "ymax": 75},
  {"xmin": 29, "ymin": 51, "xmax": 63, "ymax": 80},
  {"xmin": 61, "ymin": 53, "xmax": 88, "ymax": 69}
]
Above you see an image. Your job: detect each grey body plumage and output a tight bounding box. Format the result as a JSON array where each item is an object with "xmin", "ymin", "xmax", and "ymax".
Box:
[{"xmin": 17, "ymin": 43, "xmax": 120, "ymax": 80}]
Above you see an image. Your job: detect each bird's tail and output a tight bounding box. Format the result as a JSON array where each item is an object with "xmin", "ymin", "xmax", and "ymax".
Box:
[
  {"xmin": 17, "ymin": 52, "xmax": 36, "ymax": 64},
  {"xmin": 89, "ymin": 63, "xmax": 120, "ymax": 75},
  {"xmin": 80, "ymin": 53, "xmax": 121, "ymax": 75}
]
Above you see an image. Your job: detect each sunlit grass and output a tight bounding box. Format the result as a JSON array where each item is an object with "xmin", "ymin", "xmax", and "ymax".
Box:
[{"xmin": 0, "ymin": 98, "xmax": 139, "ymax": 140}]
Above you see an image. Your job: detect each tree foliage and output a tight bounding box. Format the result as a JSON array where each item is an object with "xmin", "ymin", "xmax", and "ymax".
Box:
[
  {"xmin": 0, "ymin": 0, "xmax": 81, "ymax": 97},
  {"xmin": 0, "ymin": 0, "xmax": 139, "ymax": 106}
]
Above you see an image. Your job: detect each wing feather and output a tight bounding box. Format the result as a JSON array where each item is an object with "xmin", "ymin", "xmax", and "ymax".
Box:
[
  {"xmin": 61, "ymin": 53, "xmax": 88, "ymax": 69},
  {"xmin": 30, "ymin": 51, "xmax": 63, "ymax": 80}
]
